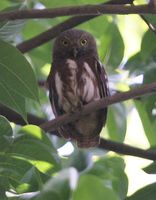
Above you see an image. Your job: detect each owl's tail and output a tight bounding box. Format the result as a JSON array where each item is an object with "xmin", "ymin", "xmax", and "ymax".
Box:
[{"xmin": 76, "ymin": 135, "xmax": 100, "ymax": 148}]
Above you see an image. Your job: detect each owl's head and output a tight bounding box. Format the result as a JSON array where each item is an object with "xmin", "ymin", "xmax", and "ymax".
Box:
[{"xmin": 53, "ymin": 29, "xmax": 98, "ymax": 60}]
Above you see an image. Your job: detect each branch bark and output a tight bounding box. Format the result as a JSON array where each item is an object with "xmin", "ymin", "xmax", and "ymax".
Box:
[
  {"xmin": 16, "ymin": 0, "xmax": 134, "ymax": 53},
  {"xmin": 40, "ymin": 81, "xmax": 156, "ymax": 132},
  {"xmin": 99, "ymin": 138, "xmax": 156, "ymax": 160},
  {"xmin": 1, "ymin": 104, "xmax": 156, "ymax": 160},
  {"xmin": 0, "ymin": 4, "xmax": 155, "ymax": 21}
]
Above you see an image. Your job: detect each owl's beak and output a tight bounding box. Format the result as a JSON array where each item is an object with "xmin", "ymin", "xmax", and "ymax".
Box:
[{"xmin": 72, "ymin": 48, "xmax": 79, "ymax": 58}]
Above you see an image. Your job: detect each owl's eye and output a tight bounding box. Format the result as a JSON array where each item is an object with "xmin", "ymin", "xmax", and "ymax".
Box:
[
  {"xmin": 61, "ymin": 39, "xmax": 69, "ymax": 46},
  {"xmin": 80, "ymin": 39, "xmax": 87, "ymax": 46}
]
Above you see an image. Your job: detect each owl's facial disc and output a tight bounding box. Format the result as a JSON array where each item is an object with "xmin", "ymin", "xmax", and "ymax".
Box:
[{"xmin": 53, "ymin": 29, "xmax": 98, "ymax": 60}]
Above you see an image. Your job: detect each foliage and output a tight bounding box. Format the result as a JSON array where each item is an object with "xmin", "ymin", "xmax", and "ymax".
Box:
[{"xmin": 0, "ymin": 0, "xmax": 156, "ymax": 199}]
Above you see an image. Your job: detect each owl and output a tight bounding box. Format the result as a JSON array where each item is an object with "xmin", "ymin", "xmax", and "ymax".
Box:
[{"xmin": 47, "ymin": 29, "xmax": 109, "ymax": 148}]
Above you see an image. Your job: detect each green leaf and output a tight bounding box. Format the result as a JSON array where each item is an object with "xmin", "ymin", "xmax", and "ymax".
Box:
[
  {"xmin": 0, "ymin": 39, "xmax": 39, "ymax": 100},
  {"xmin": 125, "ymin": 52, "xmax": 145, "ymax": 75},
  {"xmin": 143, "ymin": 161, "xmax": 156, "ymax": 174},
  {"xmin": 0, "ymin": 1, "xmax": 10, "ymax": 10},
  {"xmin": 0, "ymin": 115, "xmax": 13, "ymax": 152},
  {"xmin": 12, "ymin": 125, "xmax": 61, "ymax": 175},
  {"xmin": 0, "ymin": 115, "xmax": 12, "ymax": 136},
  {"xmin": 87, "ymin": 156, "xmax": 128, "ymax": 200},
  {"xmin": 0, "ymin": 39, "xmax": 39, "ymax": 119},
  {"xmin": 134, "ymin": 100, "xmax": 156, "ymax": 146},
  {"xmin": 65, "ymin": 149, "xmax": 91, "ymax": 172},
  {"xmin": 103, "ymin": 22, "xmax": 124, "ymax": 68},
  {"xmin": 0, "ymin": 19, "xmax": 26, "ymax": 43},
  {"xmin": 107, "ymin": 104, "xmax": 127, "ymax": 142},
  {"xmin": 0, "ymin": 3, "xmax": 27, "ymax": 43},
  {"xmin": 0, "ymin": 155, "xmax": 49, "ymax": 195},
  {"xmin": 0, "ymin": 125, "xmax": 60, "ymax": 194},
  {"xmin": 0, "ymin": 83, "xmax": 27, "ymax": 121},
  {"xmin": 126, "ymin": 183, "xmax": 156, "ymax": 200},
  {"xmin": 141, "ymin": 30, "xmax": 156, "ymax": 61},
  {"xmin": 34, "ymin": 168, "xmax": 78, "ymax": 200},
  {"xmin": 125, "ymin": 30, "xmax": 156, "ymax": 76},
  {"xmin": 73, "ymin": 174, "xmax": 119, "ymax": 200}
]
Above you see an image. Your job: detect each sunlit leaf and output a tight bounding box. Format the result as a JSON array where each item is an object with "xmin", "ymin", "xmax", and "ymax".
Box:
[
  {"xmin": 73, "ymin": 174, "xmax": 119, "ymax": 200},
  {"xmin": 12, "ymin": 125, "xmax": 61, "ymax": 175}
]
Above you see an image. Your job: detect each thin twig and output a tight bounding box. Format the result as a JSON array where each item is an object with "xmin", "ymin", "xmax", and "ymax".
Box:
[{"xmin": 0, "ymin": 4, "xmax": 155, "ymax": 21}]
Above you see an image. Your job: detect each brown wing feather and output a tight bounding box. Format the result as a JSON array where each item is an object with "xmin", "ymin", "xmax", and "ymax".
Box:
[{"xmin": 47, "ymin": 63, "xmax": 72, "ymax": 139}]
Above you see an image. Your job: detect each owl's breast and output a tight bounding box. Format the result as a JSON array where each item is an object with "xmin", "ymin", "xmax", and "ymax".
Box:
[{"xmin": 54, "ymin": 58, "xmax": 100, "ymax": 112}]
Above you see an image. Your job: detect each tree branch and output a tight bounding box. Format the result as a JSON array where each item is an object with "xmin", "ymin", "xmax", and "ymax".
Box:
[
  {"xmin": 0, "ymin": 4, "xmax": 155, "ymax": 21},
  {"xmin": 16, "ymin": 0, "xmax": 134, "ymax": 53},
  {"xmin": 40, "ymin": 82, "xmax": 156, "ymax": 132},
  {"xmin": 1, "ymin": 104, "xmax": 156, "ymax": 160},
  {"xmin": 99, "ymin": 138, "xmax": 156, "ymax": 160}
]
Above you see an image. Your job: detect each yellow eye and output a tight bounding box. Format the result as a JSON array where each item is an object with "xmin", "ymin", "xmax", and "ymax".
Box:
[
  {"xmin": 80, "ymin": 39, "xmax": 87, "ymax": 46},
  {"xmin": 61, "ymin": 39, "xmax": 69, "ymax": 46}
]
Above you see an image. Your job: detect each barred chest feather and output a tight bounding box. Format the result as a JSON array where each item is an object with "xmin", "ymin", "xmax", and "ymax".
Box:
[{"xmin": 54, "ymin": 59, "xmax": 100, "ymax": 112}]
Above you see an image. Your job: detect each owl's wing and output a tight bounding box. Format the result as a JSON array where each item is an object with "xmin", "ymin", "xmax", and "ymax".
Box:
[
  {"xmin": 47, "ymin": 63, "xmax": 71, "ymax": 139},
  {"xmin": 96, "ymin": 60, "xmax": 110, "ymax": 98},
  {"xmin": 47, "ymin": 64, "xmax": 61, "ymax": 117},
  {"xmin": 94, "ymin": 59, "xmax": 110, "ymax": 127}
]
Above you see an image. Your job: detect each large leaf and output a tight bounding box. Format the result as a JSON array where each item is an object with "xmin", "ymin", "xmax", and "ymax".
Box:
[
  {"xmin": 34, "ymin": 168, "xmax": 78, "ymax": 200},
  {"xmin": 0, "ymin": 115, "xmax": 13, "ymax": 151},
  {"xmin": 141, "ymin": 30, "xmax": 156, "ymax": 61},
  {"xmin": 125, "ymin": 30, "xmax": 156, "ymax": 76},
  {"xmin": 143, "ymin": 161, "xmax": 156, "ymax": 174},
  {"xmin": 87, "ymin": 156, "xmax": 128, "ymax": 200},
  {"xmin": 0, "ymin": 154, "xmax": 45, "ymax": 193},
  {"xmin": 0, "ymin": 82, "xmax": 27, "ymax": 121},
  {"xmin": 0, "ymin": 115, "xmax": 12, "ymax": 136},
  {"xmin": 0, "ymin": 124, "xmax": 61, "ymax": 195},
  {"xmin": 0, "ymin": 39, "xmax": 39, "ymax": 119},
  {"xmin": 134, "ymin": 100, "xmax": 156, "ymax": 146},
  {"xmin": 126, "ymin": 183, "xmax": 156, "ymax": 200},
  {"xmin": 0, "ymin": 19, "xmax": 26, "ymax": 43},
  {"xmin": 73, "ymin": 174, "xmax": 119, "ymax": 200},
  {"xmin": 11, "ymin": 125, "xmax": 61, "ymax": 175},
  {"xmin": 106, "ymin": 103, "xmax": 127, "ymax": 142},
  {"xmin": 0, "ymin": 3, "xmax": 27, "ymax": 43},
  {"xmin": 64, "ymin": 148, "xmax": 92, "ymax": 172}
]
